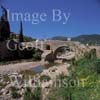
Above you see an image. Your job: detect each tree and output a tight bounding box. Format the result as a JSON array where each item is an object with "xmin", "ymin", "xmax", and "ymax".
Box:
[
  {"xmin": 0, "ymin": 6, "xmax": 10, "ymax": 40},
  {"xmin": 19, "ymin": 21, "xmax": 24, "ymax": 42}
]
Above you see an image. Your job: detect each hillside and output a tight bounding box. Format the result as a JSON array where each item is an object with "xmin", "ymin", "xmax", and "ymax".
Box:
[
  {"xmin": 51, "ymin": 36, "xmax": 68, "ymax": 41},
  {"xmin": 51, "ymin": 34, "xmax": 100, "ymax": 45},
  {"xmin": 72, "ymin": 34, "xmax": 100, "ymax": 45}
]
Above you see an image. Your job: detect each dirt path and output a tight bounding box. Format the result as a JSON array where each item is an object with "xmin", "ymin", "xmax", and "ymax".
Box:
[{"xmin": 0, "ymin": 61, "xmax": 44, "ymax": 74}]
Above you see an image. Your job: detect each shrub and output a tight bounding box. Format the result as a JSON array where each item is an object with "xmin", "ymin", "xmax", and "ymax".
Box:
[
  {"xmin": 84, "ymin": 49, "xmax": 96, "ymax": 60},
  {"xmin": 24, "ymin": 87, "xmax": 41, "ymax": 100},
  {"xmin": 95, "ymin": 59, "xmax": 100, "ymax": 74},
  {"xmin": 24, "ymin": 87, "xmax": 34, "ymax": 100},
  {"xmin": 33, "ymin": 87, "xmax": 41, "ymax": 100},
  {"xmin": 33, "ymin": 48, "xmax": 43, "ymax": 61}
]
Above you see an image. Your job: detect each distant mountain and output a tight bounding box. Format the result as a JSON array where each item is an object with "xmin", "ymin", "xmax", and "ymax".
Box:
[
  {"xmin": 52, "ymin": 34, "xmax": 100, "ymax": 45},
  {"xmin": 72, "ymin": 34, "xmax": 100, "ymax": 45},
  {"xmin": 51, "ymin": 36, "xmax": 68, "ymax": 41}
]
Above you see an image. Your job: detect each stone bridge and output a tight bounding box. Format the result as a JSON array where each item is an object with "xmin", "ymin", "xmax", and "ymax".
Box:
[{"xmin": 23, "ymin": 40, "xmax": 91, "ymax": 61}]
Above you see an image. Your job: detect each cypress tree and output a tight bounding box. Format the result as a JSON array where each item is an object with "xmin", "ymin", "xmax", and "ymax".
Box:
[{"xmin": 19, "ymin": 20, "xmax": 24, "ymax": 42}]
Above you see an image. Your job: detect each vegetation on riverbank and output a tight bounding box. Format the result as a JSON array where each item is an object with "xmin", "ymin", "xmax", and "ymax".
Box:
[{"xmin": 47, "ymin": 49, "xmax": 100, "ymax": 100}]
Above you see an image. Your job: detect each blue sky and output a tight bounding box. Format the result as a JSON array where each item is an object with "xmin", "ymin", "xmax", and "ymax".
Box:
[{"xmin": 0, "ymin": 0, "xmax": 100, "ymax": 39}]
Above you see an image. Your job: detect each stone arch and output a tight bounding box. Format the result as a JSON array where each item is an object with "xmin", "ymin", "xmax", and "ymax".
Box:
[{"xmin": 54, "ymin": 46, "xmax": 73, "ymax": 59}]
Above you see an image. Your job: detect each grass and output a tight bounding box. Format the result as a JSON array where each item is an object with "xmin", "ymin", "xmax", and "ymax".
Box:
[{"xmin": 47, "ymin": 50, "xmax": 100, "ymax": 100}]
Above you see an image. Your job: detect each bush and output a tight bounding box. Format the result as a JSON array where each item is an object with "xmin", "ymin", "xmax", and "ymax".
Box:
[
  {"xmin": 33, "ymin": 48, "xmax": 43, "ymax": 61},
  {"xmin": 84, "ymin": 49, "xmax": 96, "ymax": 60},
  {"xmin": 24, "ymin": 87, "xmax": 41, "ymax": 100},
  {"xmin": 24, "ymin": 87, "xmax": 34, "ymax": 100},
  {"xmin": 95, "ymin": 59, "xmax": 100, "ymax": 74},
  {"xmin": 10, "ymin": 87, "xmax": 21, "ymax": 99},
  {"xmin": 33, "ymin": 87, "xmax": 41, "ymax": 100}
]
